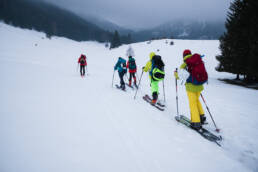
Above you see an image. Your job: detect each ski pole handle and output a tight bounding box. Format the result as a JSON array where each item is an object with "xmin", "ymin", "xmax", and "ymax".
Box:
[{"xmin": 175, "ymin": 68, "xmax": 178, "ymax": 91}]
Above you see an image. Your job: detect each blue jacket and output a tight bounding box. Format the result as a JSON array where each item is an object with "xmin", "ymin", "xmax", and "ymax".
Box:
[{"xmin": 114, "ymin": 57, "xmax": 127, "ymax": 73}]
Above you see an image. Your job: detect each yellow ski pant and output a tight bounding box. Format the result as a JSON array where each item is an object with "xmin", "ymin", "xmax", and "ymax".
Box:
[{"xmin": 186, "ymin": 91, "xmax": 205, "ymax": 123}]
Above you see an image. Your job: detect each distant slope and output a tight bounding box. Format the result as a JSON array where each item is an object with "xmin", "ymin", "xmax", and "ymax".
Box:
[
  {"xmin": 0, "ymin": 0, "xmax": 112, "ymax": 42},
  {"xmin": 132, "ymin": 20, "xmax": 225, "ymax": 41},
  {"xmin": 82, "ymin": 15, "xmax": 134, "ymax": 44},
  {"xmin": 84, "ymin": 15, "xmax": 134, "ymax": 35}
]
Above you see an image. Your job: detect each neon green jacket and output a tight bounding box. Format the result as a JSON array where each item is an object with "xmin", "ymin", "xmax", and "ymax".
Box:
[{"xmin": 143, "ymin": 52, "xmax": 155, "ymax": 73}]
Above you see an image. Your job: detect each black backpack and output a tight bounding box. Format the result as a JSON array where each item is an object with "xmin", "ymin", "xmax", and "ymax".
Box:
[
  {"xmin": 80, "ymin": 57, "xmax": 85, "ymax": 64},
  {"xmin": 152, "ymin": 55, "xmax": 164, "ymax": 70},
  {"xmin": 151, "ymin": 55, "xmax": 165, "ymax": 81}
]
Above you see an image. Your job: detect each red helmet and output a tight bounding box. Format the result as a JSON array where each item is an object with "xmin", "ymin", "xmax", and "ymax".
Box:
[{"xmin": 183, "ymin": 49, "xmax": 191, "ymax": 57}]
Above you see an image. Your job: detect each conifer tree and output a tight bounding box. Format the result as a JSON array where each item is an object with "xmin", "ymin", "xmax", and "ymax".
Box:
[
  {"xmin": 244, "ymin": 0, "xmax": 258, "ymax": 82},
  {"xmin": 216, "ymin": 0, "xmax": 258, "ymax": 82},
  {"xmin": 110, "ymin": 30, "xmax": 121, "ymax": 49},
  {"xmin": 127, "ymin": 33, "xmax": 132, "ymax": 44}
]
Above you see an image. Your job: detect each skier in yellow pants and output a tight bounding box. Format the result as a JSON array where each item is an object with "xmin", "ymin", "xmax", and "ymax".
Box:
[
  {"xmin": 187, "ymin": 91, "xmax": 205, "ymax": 124},
  {"xmin": 174, "ymin": 49, "xmax": 206, "ymax": 130}
]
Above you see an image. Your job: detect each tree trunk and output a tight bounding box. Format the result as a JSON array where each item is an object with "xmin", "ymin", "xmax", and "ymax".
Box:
[
  {"xmin": 245, "ymin": 75, "xmax": 252, "ymax": 84},
  {"xmin": 236, "ymin": 74, "xmax": 240, "ymax": 80}
]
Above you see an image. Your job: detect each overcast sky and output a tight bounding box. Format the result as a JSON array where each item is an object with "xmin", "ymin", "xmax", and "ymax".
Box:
[{"xmin": 40, "ymin": 0, "xmax": 233, "ymax": 29}]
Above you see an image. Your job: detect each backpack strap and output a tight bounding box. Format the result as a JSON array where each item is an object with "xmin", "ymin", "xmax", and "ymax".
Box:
[{"xmin": 152, "ymin": 68, "xmax": 165, "ymax": 81}]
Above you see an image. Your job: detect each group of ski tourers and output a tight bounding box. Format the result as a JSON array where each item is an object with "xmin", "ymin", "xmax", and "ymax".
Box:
[
  {"xmin": 113, "ymin": 49, "xmax": 208, "ymax": 131},
  {"xmin": 114, "ymin": 56, "xmax": 138, "ymax": 90},
  {"xmin": 77, "ymin": 49, "xmax": 210, "ymax": 131}
]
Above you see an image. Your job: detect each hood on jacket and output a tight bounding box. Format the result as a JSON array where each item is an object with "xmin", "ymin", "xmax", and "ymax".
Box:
[
  {"xmin": 118, "ymin": 57, "xmax": 126, "ymax": 63},
  {"xmin": 149, "ymin": 52, "xmax": 155, "ymax": 60}
]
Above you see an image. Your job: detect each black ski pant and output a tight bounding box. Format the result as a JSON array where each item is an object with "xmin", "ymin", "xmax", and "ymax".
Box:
[
  {"xmin": 118, "ymin": 70, "xmax": 126, "ymax": 87},
  {"xmin": 80, "ymin": 65, "xmax": 85, "ymax": 76}
]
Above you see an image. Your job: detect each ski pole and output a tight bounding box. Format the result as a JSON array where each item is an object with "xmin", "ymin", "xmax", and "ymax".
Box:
[
  {"xmin": 112, "ymin": 70, "xmax": 115, "ymax": 87},
  {"xmin": 134, "ymin": 70, "xmax": 144, "ymax": 99},
  {"xmin": 200, "ymin": 93, "xmax": 220, "ymax": 133},
  {"xmin": 136, "ymin": 72, "xmax": 139, "ymax": 83},
  {"xmin": 86, "ymin": 66, "xmax": 89, "ymax": 75},
  {"xmin": 175, "ymin": 68, "xmax": 179, "ymax": 117},
  {"xmin": 162, "ymin": 80, "xmax": 166, "ymax": 103}
]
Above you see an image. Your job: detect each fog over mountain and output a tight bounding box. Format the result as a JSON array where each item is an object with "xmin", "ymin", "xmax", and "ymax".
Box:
[
  {"xmin": 28, "ymin": 0, "xmax": 233, "ymax": 30},
  {"xmin": 1, "ymin": 0, "xmax": 231, "ymax": 41}
]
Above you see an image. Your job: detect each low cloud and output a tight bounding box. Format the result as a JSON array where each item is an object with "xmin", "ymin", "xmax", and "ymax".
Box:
[{"xmin": 34, "ymin": 0, "xmax": 233, "ymax": 29}]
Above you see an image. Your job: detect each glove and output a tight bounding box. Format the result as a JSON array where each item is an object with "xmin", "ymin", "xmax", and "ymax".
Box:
[{"xmin": 174, "ymin": 71, "xmax": 179, "ymax": 80}]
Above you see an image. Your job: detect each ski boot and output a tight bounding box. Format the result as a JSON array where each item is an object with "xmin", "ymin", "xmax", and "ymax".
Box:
[
  {"xmin": 128, "ymin": 80, "xmax": 132, "ymax": 87},
  {"xmin": 200, "ymin": 115, "xmax": 206, "ymax": 125},
  {"xmin": 151, "ymin": 99, "xmax": 157, "ymax": 105},
  {"xmin": 121, "ymin": 84, "xmax": 126, "ymax": 91},
  {"xmin": 133, "ymin": 77, "xmax": 137, "ymax": 86},
  {"xmin": 190, "ymin": 122, "xmax": 202, "ymax": 131},
  {"xmin": 151, "ymin": 92, "xmax": 158, "ymax": 105}
]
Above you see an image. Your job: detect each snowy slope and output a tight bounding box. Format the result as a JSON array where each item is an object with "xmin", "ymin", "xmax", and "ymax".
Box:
[{"xmin": 0, "ymin": 23, "xmax": 258, "ymax": 172}]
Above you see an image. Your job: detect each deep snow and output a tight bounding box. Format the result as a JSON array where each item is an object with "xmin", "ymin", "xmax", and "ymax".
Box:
[{"xmin": 0, "ymin": 23, "xmax": 258, "ymax": 172}]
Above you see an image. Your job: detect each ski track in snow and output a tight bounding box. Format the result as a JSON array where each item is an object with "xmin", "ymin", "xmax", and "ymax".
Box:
[{"xmin": 1, "ymin": 23, "xmax": 258, "ymax": 172}]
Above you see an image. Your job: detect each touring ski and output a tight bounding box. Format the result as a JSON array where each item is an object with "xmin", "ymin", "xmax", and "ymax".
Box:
[
  {"xmin": 144, "ymin": 94, "xmax": 165, "ymax": 107},
  {"xmin": 142, "ymin": 95, "xmax": 164, "ymax": 111},
  {"xmin": 175, "ymin": 115, "xmax": 222, "ymax": 146},
  {"xmin": 115, "ymin": 84, "xmax": 126, "ymax": 91}
]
